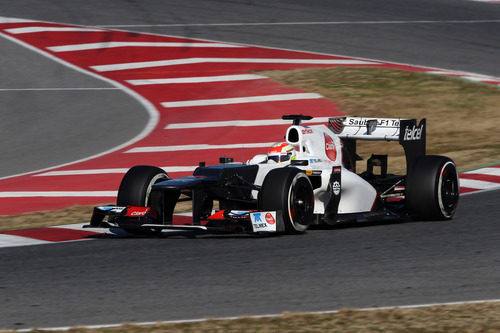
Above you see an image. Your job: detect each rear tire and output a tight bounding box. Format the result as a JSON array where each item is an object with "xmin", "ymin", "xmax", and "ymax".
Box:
[
  {"xmin": 117, "ymin": 165, "xmax": 168, "ymax": 207},
  {"xmin": 259, "ymin": 168, "xmax": 314, "ymax": 233},
  {"xmin": 406, "ymin": 155, "xmax": 459, "ymax": 220}
]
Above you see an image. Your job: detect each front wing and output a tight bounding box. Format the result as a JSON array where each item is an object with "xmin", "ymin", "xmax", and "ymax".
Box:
[{"xmin": 86, "ymin": 205, "xmax": 285, "ymax": 234}]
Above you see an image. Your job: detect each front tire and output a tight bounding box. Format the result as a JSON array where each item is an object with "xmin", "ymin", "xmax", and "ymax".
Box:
[
  {"xmin": 117, "ymin": 165, "xmax": 168, "ymax": 207},
  {"xmin": 406, "ymin": 155, "xmax": 459, "ymax": 220},
  {"xmin": 259, "ymin": 168, "xmax": 314, "ymax": 233}
]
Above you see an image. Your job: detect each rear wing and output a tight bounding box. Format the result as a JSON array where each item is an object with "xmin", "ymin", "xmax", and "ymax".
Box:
[
  {"xmin": 328, "ymin": 116, "xmax": 426, "ymax": 174},
  {"xmin": 329, "ymin": 117, "xmax": 401, "ymax": 140}
]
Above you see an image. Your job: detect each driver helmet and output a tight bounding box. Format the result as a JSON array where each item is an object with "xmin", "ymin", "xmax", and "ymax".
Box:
[{"xmin": 268, "ymin": 142, "xmax": 297, "ymax": 164}]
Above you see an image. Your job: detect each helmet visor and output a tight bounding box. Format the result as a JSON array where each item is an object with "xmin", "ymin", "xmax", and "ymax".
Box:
[{"xmin": 268, "ymin": 153, "xmax": 291, "ymax": 163}]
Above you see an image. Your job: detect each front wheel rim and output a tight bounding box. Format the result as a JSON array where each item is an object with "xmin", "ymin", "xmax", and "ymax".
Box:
[
  {"xmin": 288, "ymin": 175, "xmax": 313, "ymax": 228},
  {"xmin": 145, "ymin": 173, "xmax": 168, "ymax": 206}
]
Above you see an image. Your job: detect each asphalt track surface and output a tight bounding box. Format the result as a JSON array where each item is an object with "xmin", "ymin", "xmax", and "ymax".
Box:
[
  {"xmin": 0, "ymin": 29, "xmax": 149, "ymax": 178},
  {"xmin": 1, "ymin": 0, "xmax": 499, "ymax": 177},
  {"xmin": 0, "ymin": 0, "xmax": 499, "ymax": 329},
  {"xmin": 1, "ymin": 190, "xmax": 499, "ymax": 329}
]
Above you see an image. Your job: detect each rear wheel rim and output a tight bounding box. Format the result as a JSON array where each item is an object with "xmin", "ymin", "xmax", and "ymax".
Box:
[{"xmin": 438, "ymin": 162, "xmax": 459, "ymax": 217}]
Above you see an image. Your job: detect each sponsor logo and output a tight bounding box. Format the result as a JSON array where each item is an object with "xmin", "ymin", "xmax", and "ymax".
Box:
[
  {"xmin": 332, "ymin": 181, "xmax": 341, "ymax": 196},
  {"xmin": 97, "ymin": 206, "xmax": 126, "ymax": 213},
  {"xmin": 324, "ymin": 134, "xmax": 337, "ymax": 161},
  {"xmin": 329, "ymin": 118, "xmax": 345, "ymax": 134},
  {"xmin": 207, "ymin": 210, "xmax": 225, "ymax": 220},
  {"xmin": 348, "ymin": 118, "xmax": 400, "ymax": 127},
  {"xmin": 302, "ymin": 128, "xmax": 313, "ymax": 135},
  {"xmin": 265, "ymin": 212, "xmax": 276, "ymax": 225},
  {"xmin": 130, "ymin": 211, "xmax": 146, "ymax": 216},
  {"xmin": 252, "ymin": 213, "xmax": 267, "ymax": 229},
  {"xmin": 228, "ymin": 210, "xmax": 251, "ymax": 220},
  {"xmin": 126, "ymin": 207, "xmax": 150, "ymax": 217},
  {"xmin": 98, "ymin": 206, "xmax": 114, "ymax": 211},
  {"xmin": 229, "ymin": 210, "xmax": 249, "ymax": 216},
  {"xmin": 250, "ymin": 212, "xmax": 277, "ymax": 232},
  {"xmin": 403, "ymin": 124, "xmax": 424, "ymax": 141}
]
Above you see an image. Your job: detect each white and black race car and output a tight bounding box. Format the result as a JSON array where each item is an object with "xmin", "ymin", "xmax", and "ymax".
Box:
[{"xmin": 88, "ymin": 114, "xmax": 459, "ymax": 235}]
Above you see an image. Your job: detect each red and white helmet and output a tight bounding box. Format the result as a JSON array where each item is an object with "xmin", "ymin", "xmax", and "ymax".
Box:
[{"xmin": 268, "ymin": 142, "xmax": 297, "ymax": 164}]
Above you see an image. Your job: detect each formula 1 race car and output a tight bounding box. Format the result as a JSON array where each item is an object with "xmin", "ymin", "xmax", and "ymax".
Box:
[{"xmin": 88, "ymin": 114, "xmax": 459, "ymax": 235}]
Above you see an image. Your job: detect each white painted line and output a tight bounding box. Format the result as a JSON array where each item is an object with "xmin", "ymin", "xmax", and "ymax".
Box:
[
  {"xmin": 35, "ymin": 168, "xmax": 130, "ymax": 176},
  {"xmin": 165, "ymin": 117, "xmax": 331, "ymax": 129},
  {"xmin": 5, "ymin": 26, "xmax": 104, "ymax": 34},
  {"xmin": 426, "ymin": 70, "xmax": 458, "ymax": 75},
  {"xmin": 460, "ymin": 76, "xmax": 492, "ymax": 82},
  {"xmin": 471, "ymin": 0, "xmax": 500, "ymax": 3},
  {"xmin": 52, "ymin": 223, "xmax": 105, "ymax": 233},
  {"xmin": 0, "ymin": 17, "xmax": 35, "ymax": 23},
  {"xmin": 459, "ymin": 178, "xmax": 500, "ymax": 190},
  {"xmin": 1, "ymin": 17, "xmax": 494, "ymax": 188},
  {"xmin": 17, "ymin": 298, "xmax": 500, "ymax": 332},
  {"xmin": 47, "ymin": 41, "xmax": 243, "ymax": 52},
  {"xmin": 161, "ymin": 93, "xmax": 323, "ymax": 108},
  {"xmin": 0, "ymin": 32, "xmax": 159, "ymax": 182},
  {"xmin": 50, "ymin": 223, "xmax": 134, "ymax": 237},
  {"xmin": 126, "ymin": 142, "xmax": 275, "ymax": 153},
  {"xmin": 142, "ymin": 24, "xmax": 500, "ymax": 93},
  {"xmin": 98, "ymin": 19, "xmax": 500, "ymax": 28},
  {"xmin": 35, "ymin": 166, "xmax": 197, "ymax": 176},
  {"xmin": 0, "ymin": 234, "xmax": 51, "ymax": 248},
  {"xmin": 55, "ymin": 222, "xmax": 189, "ymax": 236},
  {"xmin": 127, "ymin": 74, "xmax": 267, "ymax": 85},
  {"xmin": 0, "ymin": 191, "xmax": 117, "ymax": 198},
  {"xmin": 463, "ymin": 167, "xmax": 500, "ymax": 176},
  {"xmin": 426, "ymin": 70, "xmax": 500, "ymax": 83},
  {"xmin": 91, "ymin": 57, "xmax": 376, "ymax": 72}
]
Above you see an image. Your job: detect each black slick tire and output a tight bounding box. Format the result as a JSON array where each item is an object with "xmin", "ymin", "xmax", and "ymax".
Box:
[
  {"xmin": 259, "ymin": 168, "xmax": 314, "ymax": 233},
  {"xmin": 117, "ymin": 165, "xmax": 168, "ymax": 207},
  {"xmin": 406, "ymin": 155, "xmax": 459, "ymax": 220}
]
